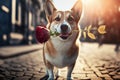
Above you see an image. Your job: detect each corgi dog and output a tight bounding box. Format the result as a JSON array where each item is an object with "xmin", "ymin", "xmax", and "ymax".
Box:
[{"xmin": 43, "ymin": 0, "xmax": 82, "ymax": 80}]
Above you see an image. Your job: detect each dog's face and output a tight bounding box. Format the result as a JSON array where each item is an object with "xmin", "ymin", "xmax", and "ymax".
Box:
[
  {"xmin": 45, "ymin": 0, "xmax": 82, "ymax": 40},
  {"xmin": 49, "ymin": 11, "xmax": 79, "ymax": 39}
]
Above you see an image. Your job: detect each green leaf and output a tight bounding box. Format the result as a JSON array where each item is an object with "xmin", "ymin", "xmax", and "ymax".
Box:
[
  {"xmin": 50, "ymin": 30, "xmax": 54, "ymax": 36},
  {"xmin": 87, "ymin": 25, "xmax": 92, "ymax": 32},
  {"xmin": 87, "ymin": 32, "xmax": 96, "ymax": 39},
  {"xmin": 98, "ymin": 25, "xmax": 106, "ymax": 34},
  {"xmin": 50, "ymin": 30, "xmax": 60, "ymax": 36},
  {"xmin": 83, "ymin": 32, "xmax": 86, "ymax": 39}
]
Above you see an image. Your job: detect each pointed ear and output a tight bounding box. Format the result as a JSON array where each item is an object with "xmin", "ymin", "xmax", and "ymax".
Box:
[
  {"xmin": 71, "ymin": 0, "xmax": 82, "ymax": 22},
  {"xmin": 45, "ymin": 0, "xmax": 56, "ymax": 21}
]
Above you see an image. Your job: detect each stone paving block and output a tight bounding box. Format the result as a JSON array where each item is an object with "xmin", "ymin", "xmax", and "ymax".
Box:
[
  {"xmin": 24, "ymin": 71, "xmax": 34, "ymax": 74},
  {"xmin": 3, "ymin": 71, "xmax": 10, "ymax": 76},
  {"xmin": 105, "ymin": 77, "xmax": 113, "ymax": 80},
  {"xmin": 13, "ymin": 76, "xmax": 31, "ymax": 80},
  {"xmin": 79, "ymin": 71, "xmax": 94, "ymax": 74},
  {"xmin": 33, "ymin": 72, "xmax": 41, "ymax": 75},
  {"xmin": 118, "ymin": 72, "xmax": 120, "ymax": 75},
  {"xmin": 0, "ymin": 74, "xmax": 4, "ymax": 77},
  {"xmin": 11, "ymin": 64, "xmax": 22, "ymax": 68},
  {"xmin": 109, "ymin": 71, "xmax": 117, "ymax": 76},
  {"xmin": 86, "ymin": 73, "xmax": 97, "ymax": 77},
  {"xmin": 72, "ymin": 73, "xmax": 86, "ymax": 78},
  {"xmin": 0, "ymin": 64, "xmax": 10, "ymax": 68},
  {"xmin": 26, "ymin": 62, "xmax": 33, "ymax": 65},
  {"xmin": 16, "ymin": 72, "xmax": 24, "ymax": 77},
  {"xmin": 22, "ymin": 68, "xmax": 27, "ymax": 71},
  {"xmin": 94, "ymin": 71, "xmax": 103, "ymax": 77},
  {"xmin": 0, "ymin": 60, "xmax": 4, "ymax": 65},
  {"xmin": 105, "ymin": 65, "xmax": 118, "ymax": 69},
  {"xmin": 24, "ymin": 73, "xmax": 33, "ymax": 76},
  {"xmin": 26, "ymin": 65, "xmax": 33, "ymax": 69},
  {"xmin": 21, "ymin": 63, "xmax": 29, "ymax": 67},
  {"xmin": 32, "ymin": 71, "xmax": 42, "ymax": 75},
  {"xmin": 107, "ymin": 68, "xmax": 115, "ymax": 72},
  {"xmin": 31, "ymin": 77, "xmax": 41, "ymax": 80},
  {"xmin": 94, "ymin": 64, "xmax": 104, "ymax": 68},
  {"xmin": 8, "ymin": 67, "xmax": 23, "ymax": 72},
  {"xmin": 74, "ymin": 79, "xmax": 79, "ymax": 80},
  {"xmin": 14, "ymin": 68, "xmax": 24, "ymax": 72},
  {"xmin": 112, "ymin": 75, "xmax": 120, "ymax": 80},
  {"xmin": 57, "ymin": 77, "xmax": 64, "ymax": 80},
  {"xmin": 0, "ymin": 77, "xmax": 7, "ymax": 80},
  {"xmin": 100, "ymin": 70, "xmax": 109, "ymax": 74},
  {"xmin": 10, "ymin": 71, "xmax": 16, "ymax": 75},
  {"xmin": 97, "ymin": 67, "xmax": 106, "ymax": 71},
  {"xmin": 84, "ymin": 67, "xmax": 93, "ymax": 71},
  {"xmin": 0, "ymin": 67, "xmax": 6, "ymax": 72},
  {"xmin": 78, "ymin": 76, "xmax": 91, "ymax": 80},
  {"xmin": 33, "ymin": 73, "xmax": 45, "ymax": 78},
  {"xmin": 27, "ymin": 67, "xmax": 34, "ymax": 71},
  {"xmin": 73, "ymin": 69, "xmax": 84, "ymax": 73},
  {"xmin": 32, "ymin": 67, "xmax": 41, "ymax": 71},
  {"xmin": 99, "ymin": 74, "xmax": 111, "ymax": 78},
  {"xmin": 91, "ymin": 66, "xmax": 99, "ymax": 72},
  {"xmin": 116, "ymin": 68, "xmax": 120, "ymax": 72},
  {"xmin": 91, "ymin": 77, "xmax": 103, "ymax": 80},
  {"xmin": 5, "ymin": 76, "xmax": 13, "ymax": 80},
  {"xmin": 72, "ymin": 73, "xmax": 87, "ymax": 80}
]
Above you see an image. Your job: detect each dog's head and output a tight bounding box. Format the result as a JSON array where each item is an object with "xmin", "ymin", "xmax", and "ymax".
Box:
[{"xmin": 45, "ymin": 0, "xmax": 82, "ymax": 40}]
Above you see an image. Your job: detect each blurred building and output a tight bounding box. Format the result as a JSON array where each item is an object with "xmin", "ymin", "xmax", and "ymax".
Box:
[
  {"xmin": 0, "ymin": 0, "xmax": 119, "ymax": 47},
  {"xmin": 80, "ymin": 0, "xmax": 120, "ymax": 44},
  {"xmin": 0, "ymin": 0, "xmax": 47, "ymax": 46}
]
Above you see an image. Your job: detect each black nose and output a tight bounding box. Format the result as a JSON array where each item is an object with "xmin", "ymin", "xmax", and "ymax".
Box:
[{"xmin": 61, "ymin": 24, "xmax": 68, "ymax": 33}]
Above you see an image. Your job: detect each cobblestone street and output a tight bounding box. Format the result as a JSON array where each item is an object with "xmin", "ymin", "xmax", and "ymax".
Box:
[{"xmin": 0, "ymin": 43, "xmax": 120, "ymax": 80}]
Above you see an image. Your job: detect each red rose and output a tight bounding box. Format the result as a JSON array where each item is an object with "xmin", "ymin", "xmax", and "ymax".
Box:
[{"xmin": 35, "ymin": 26, "xmax": 50, "ymax": 43}]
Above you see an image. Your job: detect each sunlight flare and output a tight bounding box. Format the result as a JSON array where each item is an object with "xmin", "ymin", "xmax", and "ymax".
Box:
[{"xmin": 53, "ymin": 0, "xmax": 77, "ymax": 11}]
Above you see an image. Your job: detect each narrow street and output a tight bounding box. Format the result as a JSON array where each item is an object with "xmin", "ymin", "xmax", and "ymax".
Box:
[{"xmin": 0, "ymin": 43, "xmax": 120, "ymax": 80}]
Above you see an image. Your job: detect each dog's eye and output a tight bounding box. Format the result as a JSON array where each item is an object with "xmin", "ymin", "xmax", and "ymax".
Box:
[
  {"xmin": 68, "ymin": 16, "xmax": 74, "ymax": 21},
  {"xmin": 55, "ymin": 16, "xmax": 61, "ymax": 21}
]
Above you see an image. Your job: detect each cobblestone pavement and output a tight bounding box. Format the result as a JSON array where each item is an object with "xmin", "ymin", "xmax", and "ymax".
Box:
[{"xmin": 0, "ymin": 43, "xmax": 120, "ymax": 80}]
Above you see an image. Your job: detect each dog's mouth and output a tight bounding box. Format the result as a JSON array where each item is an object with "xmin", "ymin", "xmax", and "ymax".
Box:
[{"xmin": 59, "ymin": 32, "xmax": 71, "ymax": 40}]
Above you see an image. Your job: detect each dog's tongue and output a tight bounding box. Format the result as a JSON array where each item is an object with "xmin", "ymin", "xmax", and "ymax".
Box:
[{"xmin": 60, "ymin": 33, "xmax": 69, "ymax": 39}]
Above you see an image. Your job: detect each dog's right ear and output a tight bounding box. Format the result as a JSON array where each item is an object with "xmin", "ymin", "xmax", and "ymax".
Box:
[
  {"xmin": 71, "ymin": 0, "xmax": 82, "ymax": 23},
  {"xmin": 45, "ymin": 0, "xmax": 56, "ymax": 22}
]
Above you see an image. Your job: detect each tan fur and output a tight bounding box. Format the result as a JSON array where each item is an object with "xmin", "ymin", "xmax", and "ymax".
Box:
[
  {"xmin": 45, "ymin": 40, "xmax": 57, "ymax": 57},
  {"xmin": 43, "ymin": 0, "xmax": 82, "ymax": 79}
]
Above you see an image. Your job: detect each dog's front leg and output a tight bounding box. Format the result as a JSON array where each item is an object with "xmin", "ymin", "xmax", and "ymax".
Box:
[
  {"xmin": 47, "ymin": 69, "xmax": 54, "ymax": 80},
  {"xmin": 67, "ymin": 62, "xmax": 75, "ymax": 80},
  {"xmin": 46, "ymin": 61, "xmax": 54, "ymax": 80}
]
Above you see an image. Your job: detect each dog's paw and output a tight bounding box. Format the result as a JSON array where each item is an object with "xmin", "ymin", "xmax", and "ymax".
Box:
[
  {"xmin": 67, "ymin": 77, "xmax": 73, "ymax": 80},
  {"xmin": 55, "ymin": 69, "xmax": 61, "ymax": 77},
  {"xmin": 47, "ymin": 78, "xmax": 54, "ymax": 80}
]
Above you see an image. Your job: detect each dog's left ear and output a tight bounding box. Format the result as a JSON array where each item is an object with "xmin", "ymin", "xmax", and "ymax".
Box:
[
  {"xmin": 45, "ymin": 0, "xmax": 56, "ymax": 22},
  {"xmin": 71, "ymin": 0, "xmax": 82, "ymax": 22}
]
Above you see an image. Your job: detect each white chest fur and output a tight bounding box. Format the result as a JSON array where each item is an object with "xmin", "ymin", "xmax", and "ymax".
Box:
[{"xmin": 45, "ymin": 32, "xmax": 79, "ymax": 68}]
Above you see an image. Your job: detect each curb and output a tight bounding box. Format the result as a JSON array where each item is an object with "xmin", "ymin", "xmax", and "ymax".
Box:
[{"xmin": 0, "ymin": 44, "xmax": 43, "ymax": 59}]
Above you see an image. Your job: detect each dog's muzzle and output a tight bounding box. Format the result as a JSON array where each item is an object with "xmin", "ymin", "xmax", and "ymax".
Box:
[{"xmin": 59, "ymin": 24, "xmax": 71, "ymax": 40}]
